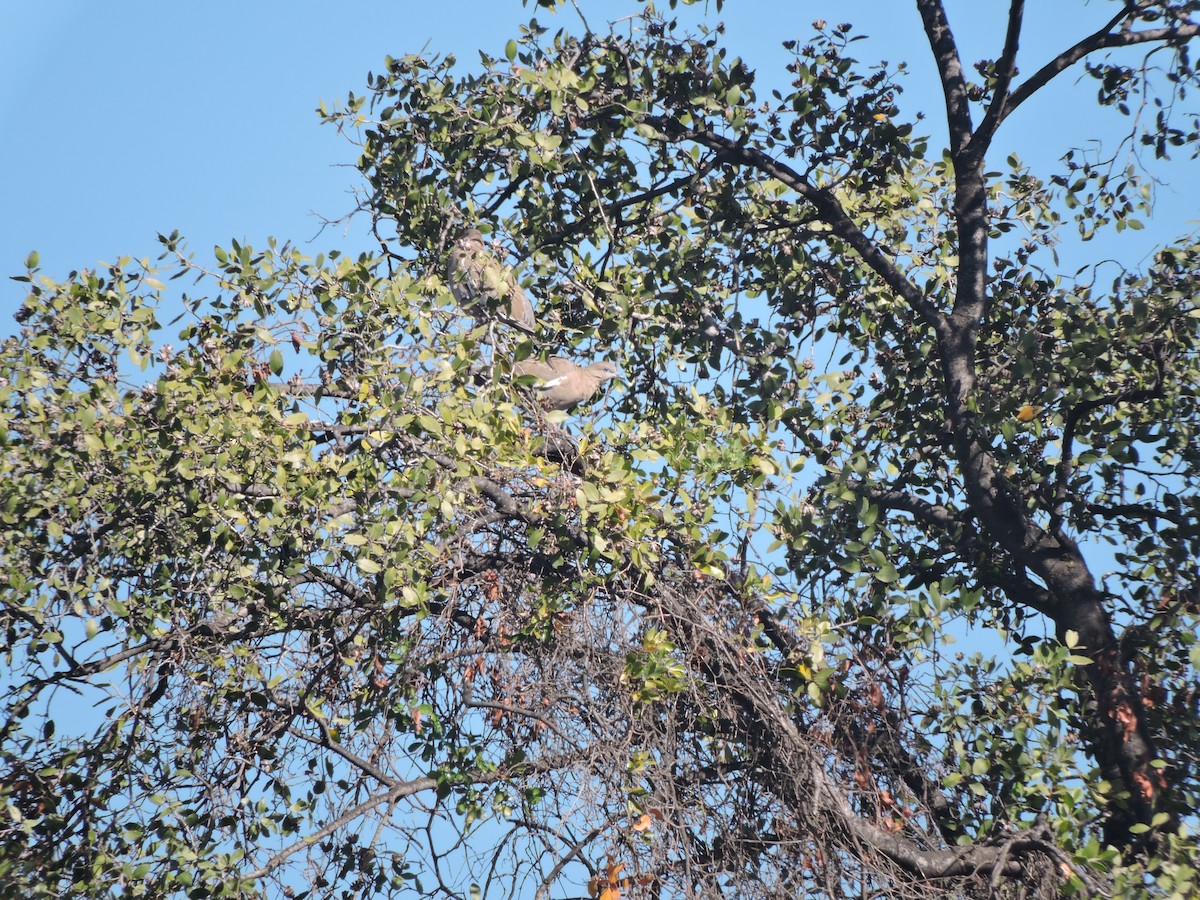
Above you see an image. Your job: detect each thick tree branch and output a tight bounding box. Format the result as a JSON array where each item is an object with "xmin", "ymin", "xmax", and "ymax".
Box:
[
  {"xmin": 914, "ymin": 2, "xmax": 992, "ymax": 421},
  {"xmin": 986, "ymin": 566, "xmax": 1059, "ymax": 618},
  {"xmin": 858, "ymin": 483, "xmax": 1059, "ymax": 614},
  {"xmin": 916, "ymin": 0, "xmax": 975, "ymax": 158}
]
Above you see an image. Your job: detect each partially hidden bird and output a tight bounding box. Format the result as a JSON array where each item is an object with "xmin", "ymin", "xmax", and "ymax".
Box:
[
  {"xmin": 512, "ymin": 357, "xmax": 619, "ymax": 411},
  {"xmin": 446, "ymin": 229, "xmax": 537, "ymax": 333}
]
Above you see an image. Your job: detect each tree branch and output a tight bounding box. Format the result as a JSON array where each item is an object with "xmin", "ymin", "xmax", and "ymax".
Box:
[
  {"xmin": 647, "ymin": 119, "xmax": 948, "ymax": 337},
  {"xmin": 1052, "ymin": 356, "xmax": 1167, "ymax": 530},
  {"xmin": 860, "ymin": 484, "xmax": 963, "ymax": 532},
  {"xmin": 243, "ymin": 776, "xmax": 439, "ymax": 880},
  {"xmin": 916, "ymin": 0, "xmax": 975, "ymax": 158},
  {"xmin": 242, "ymin": 751, "xmax": 582, "ymax": 882},
  {"xmin": 974, "ymin": 0, "xmax": 1026, "ymax": 154},
  {"xmin": 1002, "ymin": 6, "xmax": 1200, "ymax": 125},
  {"xmin": 538, "ymin": 154, "xmax": 722, "ymax": 253},
  {"xmin": 649, "ymin": 580, "xmax": 1067, "ymax": 886}
]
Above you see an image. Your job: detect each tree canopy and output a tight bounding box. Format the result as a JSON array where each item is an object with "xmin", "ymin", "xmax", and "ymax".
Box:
[{"xmin": 3, "ymin": 1, "xmax": 1200, "ymax": 897}]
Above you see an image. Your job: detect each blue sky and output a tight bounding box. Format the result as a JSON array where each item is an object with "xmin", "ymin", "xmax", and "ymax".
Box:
[{"xmin": 3, "ymin": 1, "xmax": 1196, "ymax": 327}]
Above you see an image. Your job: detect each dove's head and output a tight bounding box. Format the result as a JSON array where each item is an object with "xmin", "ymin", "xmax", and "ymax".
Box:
[
  {"xmin": 584, "ymin": 361, "xmax": 620, "ymax": 384},
  {"xmin": 455, "ymin": 228, "xmax": 485, "ymax": 251}
]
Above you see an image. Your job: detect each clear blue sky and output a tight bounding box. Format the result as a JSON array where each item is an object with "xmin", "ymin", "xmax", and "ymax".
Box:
[{"xmin": 2, "ymin": 1, "xmax": 1195, "ymax": 334}]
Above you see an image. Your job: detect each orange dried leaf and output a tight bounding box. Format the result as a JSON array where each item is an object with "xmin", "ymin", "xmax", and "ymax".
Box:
[
  {"xmin": 867, "ymin": 683, "xmax": 884, "ymax": 711},
  {"xmin": 1132, "ymin": 770, "xmax": 1158, "ymax": 801},
  {"xmin": 1114, "ymin": 701, "xmax": 1138, "ymax": 740}
]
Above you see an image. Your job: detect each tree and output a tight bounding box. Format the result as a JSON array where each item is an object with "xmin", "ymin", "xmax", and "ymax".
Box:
[{"xmin": 3, "ymin": 1, "xmax": 1199, "ymax": 897}]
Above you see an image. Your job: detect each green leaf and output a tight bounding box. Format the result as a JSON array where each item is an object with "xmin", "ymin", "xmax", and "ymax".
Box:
[{"xmin": 873, "ymin": 563, "xmax": 900, "ymax": 583}]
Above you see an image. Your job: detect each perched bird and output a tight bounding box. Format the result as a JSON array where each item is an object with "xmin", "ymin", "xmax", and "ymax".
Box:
[
  {"xmin": 446, "ymin": 229, "xmax": 537, "ymax": 333},
  {"xmin": 512, "ymin": 356, "xmax": 619, "ymax": 411}
]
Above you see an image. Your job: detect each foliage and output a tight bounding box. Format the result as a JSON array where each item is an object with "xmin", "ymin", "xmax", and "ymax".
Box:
[{"xmin": 3, "ymin": 2, "xmax": 1200, "ymax": 898}]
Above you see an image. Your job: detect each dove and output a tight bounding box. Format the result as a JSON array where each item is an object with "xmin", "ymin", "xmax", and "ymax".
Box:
[
  {"xmin": 512, "ymin": 356, "xmax": 619, "ymax": 411},
  {"xmin": 446, "ymin": 229, "xmax": 536, "ymax": 333}
]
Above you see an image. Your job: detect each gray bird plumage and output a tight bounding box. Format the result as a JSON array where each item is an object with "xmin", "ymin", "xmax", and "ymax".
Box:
[{"xmin": 446, "ymin": 229, "xmax": 537, "ymax": 333}]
